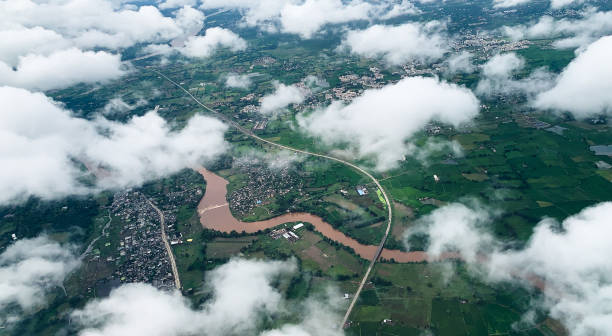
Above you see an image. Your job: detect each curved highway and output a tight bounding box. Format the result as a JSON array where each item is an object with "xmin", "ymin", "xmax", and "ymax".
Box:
[{"xmin": 152, "ymin": 69, "xmax": 391, "ymax": 328}]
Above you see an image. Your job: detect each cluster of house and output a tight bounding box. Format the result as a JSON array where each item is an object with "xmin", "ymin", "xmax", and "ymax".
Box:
[
  {"xmin": 228, "ymin": 161, "xmax": 302, "ymax": 217},
  {"xmin": 104, "ymin": 190, "xmax": 176, "ymax": 291}
]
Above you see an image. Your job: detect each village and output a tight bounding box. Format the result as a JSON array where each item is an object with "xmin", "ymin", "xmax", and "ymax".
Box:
[
  {"xmin": 228, "ymin": 160, "xmax": 303, "ymax": 218},
  {"xmin": 85, "ymin": 173, "xmax": 204, "ymax": 293},
  {"xmin": 104, "ymin": 190, "xmax": 177, "ymax": 291}
]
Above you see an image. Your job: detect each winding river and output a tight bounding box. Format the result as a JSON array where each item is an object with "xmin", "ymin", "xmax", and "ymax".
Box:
[{"xmin": 197, "ymin": 168, "xmax": 455, "ymax": 263}]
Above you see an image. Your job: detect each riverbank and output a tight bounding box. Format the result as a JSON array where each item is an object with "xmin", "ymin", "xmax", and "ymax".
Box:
[{"xmin": 196, "ymin": 168, "xmax": 456, "ymax": 263}]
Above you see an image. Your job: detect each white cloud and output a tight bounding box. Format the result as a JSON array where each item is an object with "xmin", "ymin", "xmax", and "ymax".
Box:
[
  {"xmin": 102, "ymin": 97, "xmax": 148, "ymax": 116},
  {"xmin": 534, "ymin": 35, "xmax": 612, "ymax": 117},
  {"xmin": 174, "ymin": 5, "xmax": 206, "ymax": 36},
  {"xmin": 302, "ymin": 75, "xmax": 329, "ymax": 91},
  {"xmin": 0, "ymin": 1, "xmax": 204, "ymax": 50},
  {"xmin": 341, "ymin": 22, "xmax": 448, "ymax": 65},
  {"xmin": 74, "ymin": 258, "xmax": 293, "ymax": 335},
  {"xmin": 405, "ymin": 202, "xmax": 496, "ymax": 263},
  {"xmin": 445, "ymin": 51, "xmax": 475, "ymax": 75},
  {"xmin": 0, "ymin": 236, "xmax": 79, "ymax": 322},
  {"xmin": 550, "ymin": 0, "xmax": 587, "ymax": 8},
  {"xmin": 260, "ymin": 291, "xmax": 343, "ymax": 336},
  {"xmin": 142, "ymin": 27, "xmax": 246, "ymax": 58},
  {"xmin": 481, "ymin": 53, "xmax": 524, "ymax": 78},
  {"xmin": 502, "ymin": 10, "xmax": 612, "ymax": 49},
  {"xmin": 235, "ymin": 149, "xmax": 305, "ymax": 171},
  {"xmin": 0, "ymin": 26, "xmax": 71, "ymax": 68},
  {"xmin": 140, "ymin": 43, "xmax": 175, "ymax": 56},
  {"xmin": 225, "ymin": 72, "xmax": 254, "ymax": 89},
  {"xmin": 260, "ymin": 81, "xmax": 307, "ymax": 115},
  {"xmin": 487, "ymin": 202, "xmax": 612, "ymax": 336},
  {"xmin": 476, "ymin": 53, "xmax": 555, "ymax": 97},
  {"xmin": 200, "ymin": 0, "xmax": 423, "ymax": 38},
  {"xmin": 493, "ymin": 0, "xmax": 587, "ymax": 8},
  {"xmin": 178, "ymin": 27, "xmax": 247, "ymax": 57},
  {"xmin": 159, "ymin": 0, "xmax": 197, "ymax": 10},
  {"xmin": 72, "ymin": 258, "xmax": 343, "ymax": 336},
  {"xmin": 279, "ymin": 0, "xmax": 373, "ymax": 38},
  {"xmin": 200, "ymin": 0, "xmax": 290, "ymax": 29},
  {"xmin": 297, "ymin": 76, "xmax": 479, "ymax": 171},
  {"xmin": 476, "ymin": 52, "xmax": 522, "ymax": 95},
  {"xmin": 0, "ymin": 48, "xmax": 124, "ymax": 91},
  {"xmin": 493, "ymin": 0, "xmax": 531, "ymax": 8},
  {"xmin": 0, "ymin": 86, "xmax": 228, "ymax": 205},
  {"xmin": 377, "ymin": 0, "xmax": 420, "ymax": 20},
  {"xmin": 404, "ymin": 201, "xmax": 612, "ymax": 336},
  {"xmin": 0, "ymin": 1, "xmax": 209, "ymax": 91},
  {"xmin": 406, "ymin": 139, "xmax": 464, "ymax": 166},
  {"xmin": 67, "ymin": 5, "xmax": 205, "ymax": 49}
]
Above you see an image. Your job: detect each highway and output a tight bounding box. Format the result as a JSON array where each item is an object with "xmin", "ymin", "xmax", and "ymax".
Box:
[
  {"xmin": 147, "ymin": 198, "xmax": 182, "ymax": 290},
  {"xmin": 151, "ymin": 69, "xmax": 392, "ymax": 327}
]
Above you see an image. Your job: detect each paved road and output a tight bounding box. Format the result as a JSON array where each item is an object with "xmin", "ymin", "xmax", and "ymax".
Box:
[
  {"xmin": 148, "ymin": 199, "xmax": 182, "ymax": 290},
  {"xmin": 152, "ymin": 69, "xmax": 392, "ymax": 327}
]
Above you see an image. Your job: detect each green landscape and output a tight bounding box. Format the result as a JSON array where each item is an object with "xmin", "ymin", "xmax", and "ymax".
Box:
[{"xmin": 1, "ymin": 0, "xmax": 611, "ymax": 335}]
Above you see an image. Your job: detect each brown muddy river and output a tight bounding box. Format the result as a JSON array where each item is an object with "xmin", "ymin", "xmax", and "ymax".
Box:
[{"xmin": 197, "ymin": 168, "xmax": 453, "ymax": 263}]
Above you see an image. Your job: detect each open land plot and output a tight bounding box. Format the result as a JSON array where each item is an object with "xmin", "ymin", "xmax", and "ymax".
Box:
[
  {"xmin": 347, "ymin": 262, "xmax": 546, "ymax": 335},
  {"xmin": 452, "ymin": 133, "xmax": 490, "ymax": 150},
  {"xmin": 206, "ymin": 237, "xmax": 257, "ymax": 259}
]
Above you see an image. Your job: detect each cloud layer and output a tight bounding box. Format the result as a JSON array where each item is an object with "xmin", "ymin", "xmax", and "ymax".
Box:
[
  {"xmin": 145, "ymin": 27, "xmax": 247, "ymax": 58},
  {"xmin": 0, "ymin": 236, "xmax": 79, "ymax": 323},
  {"xmin": 199, "ymin": 0, "xmax": 419, "ymax": 38},
  {"xmin": 0, "ymin": 48, "xmax": 124, "ymax": 91},
  {"xmin": 297, "ymin": 76, "xmax": 479, "ymax": 170},
  {"xmin": 0, "ymin": 1, "xmax": 247, "ymax": 90},
  {"xmin": 260, "ymin": 81, "xmax": 307, "ymax": 115},
  {"xmin": 405, "ymin": 201, "xmax": 612, "ymax": 336},
  {"xmin": 0, "ymin": 86, "xmax": 228, "ymax": 205},
  {"xmin": 225, "ymin": 73, "xmax": 255, "ymax": 89},
  {"xmin": 493, "ymin": 0, "xmax": 586, "ymax": 9},
  {"xmin": 180, "ymin": 28, "xmax": 247, "ymax": 57},
  {"xmin": 73, "ymin": 258, "xmax": 343, "ymax": 336},
  {"xmin": 502, "ymin": 9, "xmax": 612, "ymax": 49},
  {"xmin": 444, "ymin": 51, "xmax": 475, "ymax": 75},
  {"xmin": 0, "ymin": 1, "xmax": 204, "ymax": 51},
  {"xmin": 341, "ymin": 22, "xmax": 448, "ymax": 65},
  {"xmin": 534, "ymin": 35, "xmax": 612, "ymax": 117},
  {"xmin": 102, "ymin": 97, "xmax": 149, "ymax": 116},
  {"xmin": 475, "ymin": 53, "xmax": 555, "ymax": 97}
]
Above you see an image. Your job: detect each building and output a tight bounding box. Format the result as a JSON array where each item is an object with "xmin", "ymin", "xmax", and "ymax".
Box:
[
  {"xmin": 293, "ymin": 223, "xmax": 304, "ymax": 230},
  {"xmin": 356, "ymin": 186, "xmax": 368, "ymax": 196},
  {"xmin": 270, "ymin": 228, "xmax": 287, "ymax": 239}
]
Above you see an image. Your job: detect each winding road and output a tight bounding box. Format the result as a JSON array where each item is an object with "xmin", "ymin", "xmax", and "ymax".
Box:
[
  {"xmin": 147, "ymin": 199, "xmax": 182, "ymax": 290},
  {"xmin": 80, "ymin": 210, "xmax": 112, "ymax": 260},
  {"xmin": 152, "ymin": 69, "xmax": 392, "ymax": 327}
]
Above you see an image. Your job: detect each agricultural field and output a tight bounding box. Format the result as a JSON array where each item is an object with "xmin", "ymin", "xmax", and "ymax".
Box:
[{"xmin": 347, "ymin": 262, "xmax": 557, "ymax": 335}]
